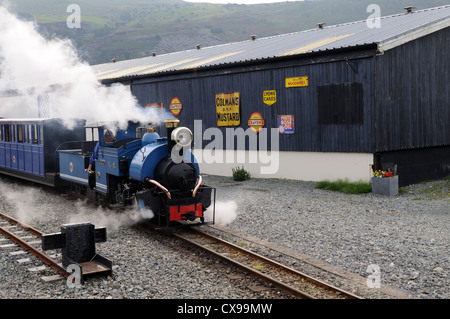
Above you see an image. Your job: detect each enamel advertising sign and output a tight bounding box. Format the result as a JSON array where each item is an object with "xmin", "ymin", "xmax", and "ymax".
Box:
[
  {"xmin": 277, "ymin": 115, "xmax": 294, "ymax": 134},
  {"xmin": 216, "ymin": 92, "xmax": 240, "ymax": 126},
  {"xmin": 169, "ymin": 97, "xmax": 182, "ymax": 116},
  {"xmin": 263, "ymin": 90, "xmax": 277, "ymax": 106},
  {"xmin": 248, "ymin": 112, "xmax": 265, "ymax": 133},
  {"xmin": 285, "ymin": 76, "xmax": 309, "ymax": 88}
]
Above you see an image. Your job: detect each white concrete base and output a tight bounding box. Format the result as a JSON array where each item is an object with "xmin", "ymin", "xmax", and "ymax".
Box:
[{"xmin": 192, "ymin": 150, "xmax": 373, "ymax": 182}]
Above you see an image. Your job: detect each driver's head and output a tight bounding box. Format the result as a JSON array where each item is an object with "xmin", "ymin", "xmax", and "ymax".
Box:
[{"xmin": 104, "ymin": 129, "xmax": 114, "ymax": 143}]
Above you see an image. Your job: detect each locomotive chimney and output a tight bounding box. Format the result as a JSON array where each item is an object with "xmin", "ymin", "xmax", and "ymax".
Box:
[{"xmin": 165, "ymin": 119, "xmax": 180, "ymax": 153}]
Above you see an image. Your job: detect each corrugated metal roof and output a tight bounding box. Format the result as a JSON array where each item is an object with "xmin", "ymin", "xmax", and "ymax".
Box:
[{"xmin": 92, "ymin": 5, "xmax": 450, "ymax": 81}]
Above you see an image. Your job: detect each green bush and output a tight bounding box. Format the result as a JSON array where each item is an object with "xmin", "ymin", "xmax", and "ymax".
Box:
[
  {"xmin": 232, "ymin": 166, "xmax": 251, "ymax": 181},
  {"xmin": 316, "ymin": 179, "xmax": 371, "ymax": 194}
]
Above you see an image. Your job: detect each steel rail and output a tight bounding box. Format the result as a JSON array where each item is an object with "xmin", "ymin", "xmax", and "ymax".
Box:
[
  {"xmin": 171, "ymin": 227, "xmax": 362, "ymax": 299},
  {"xmin": 170, "ymin": 230, "xmax": 316, "ymax": 299},
  {"xmin": 0, "ymin": 213, "xmax": 71, "ymax": 280},
  {"xmin": 0, "ymin": 212, "xmax": 43, "ymax": 238}
]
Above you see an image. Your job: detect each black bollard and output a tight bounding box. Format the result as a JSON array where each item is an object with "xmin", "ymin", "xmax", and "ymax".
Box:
[{"xmin": 42, "ymin": 222, "xmax": 112, "ymax": 281}]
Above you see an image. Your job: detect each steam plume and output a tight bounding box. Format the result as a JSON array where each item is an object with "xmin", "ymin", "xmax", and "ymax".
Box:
[
  {"xmin": 205, "ymin": 200, "xmax": 238, "ymax": 226},
  {"xmin": 0, "ymin": 181, "xmax": 51, "ymax": 225},
  {"xmin": 0, "ymin": 5, "xmax": 160, "ymax": 129},
  {"xmin": 69, "ymin": 200, "xmax": 154, "ymax": 231},
  {"xmin": 0, "ymin": 178, "xmax": 153, "ymax": 230}
]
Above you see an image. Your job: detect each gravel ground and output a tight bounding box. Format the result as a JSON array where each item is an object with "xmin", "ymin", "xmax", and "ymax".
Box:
[
  {"xmin": 0, "ymin": 177, "xmax": 289, "ymax": 300},
  {"xmin": 202, "ymin": 174, "xmax": 449, "ymax": 299},
  {"xmin": 0, "ymin": 174, "xmax": 448, "ymax": 300}
]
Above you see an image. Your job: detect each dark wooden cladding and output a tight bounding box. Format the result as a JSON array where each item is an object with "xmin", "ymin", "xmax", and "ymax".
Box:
[
  {"xmin": 375, "ymin": 146, "xmax": 450, "ymax": 186},
  {"xmin": 374, "ymin": 27, "xmax": 450, "ymax": 152},
  {"xmin": 129, "ymin": 50, "xmax": 376, "ymax": 153},
  {"xmin": 123, "ymin": 27, "xmax": 448, "ymax": 154}
]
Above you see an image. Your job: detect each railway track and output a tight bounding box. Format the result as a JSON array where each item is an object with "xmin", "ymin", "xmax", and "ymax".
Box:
[
  {"xmin": 170, "ymin": 226, "xmax": 362, "ymax": 299},
  {"xmin": 1, "ymin": 209, "xmax": 362, "ymax": 299},
  {"xmin": 0, "ymin": 212, "xmax": 71, "ymax": 281}
]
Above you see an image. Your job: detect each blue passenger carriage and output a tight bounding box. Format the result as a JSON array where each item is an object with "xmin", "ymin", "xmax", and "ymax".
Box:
[{"xmin": 0, "ymin": 118, "xmax": 85, "ymax": 186}]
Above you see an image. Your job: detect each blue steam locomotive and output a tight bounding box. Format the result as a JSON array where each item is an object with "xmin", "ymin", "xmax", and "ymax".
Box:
[{"xmin": 0, "ymin": 118, "xmax": 215, "ymax": 229}]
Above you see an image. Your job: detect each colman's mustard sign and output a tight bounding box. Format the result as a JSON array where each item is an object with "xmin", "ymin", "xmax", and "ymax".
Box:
[{"xmin": 216, "ymin": 92, "xmax": 240, "ymax": 126}]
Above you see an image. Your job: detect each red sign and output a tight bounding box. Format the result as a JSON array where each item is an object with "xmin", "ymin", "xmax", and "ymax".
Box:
[
  {"xmin": 248, "ymin": 112, "xmax": 264, "ymax": 133},
  {"xmin": 169, "ymin": 97, "xmax": 182, "ymax": 116}
]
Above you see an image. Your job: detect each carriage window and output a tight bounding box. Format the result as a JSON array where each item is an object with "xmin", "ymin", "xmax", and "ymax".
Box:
[
  {"xmin": 12, "ymin": 125, "xmax": 16, "ymax": 142},
  {"xmin": 29, "ymin": 125, "xmax": 32, "ymax": 143},
  {"xmin": 35, "ymin": 125, "xmax": 40, "ymax": 144},
  {"xmin": 39, "ymin": 125, "xmax": 43, "ymax": 144},
  {"xmin": 24, "ymin": 125, "xmax": 28, "ymax": 143},
  {"xmin": 5, "ymin": 125, "xmax": 10, "ymax": 142},
  {"xmin": 85, "ymin": 127, "xmax": 99, "ymax": 142},
  {"xmin": 28, "ymin": 125, "xmax": 32, "ymax": 143},
  {"xmin": 0, "ymin": 125, "xmax": 3, "ymax": 141},
  {"xmin": 18, "ymin": 125, "xmax": 24, "ymax": 143},
  {"xmin": 32, "ymin": 125, "xmax": 40, "ymax": 144},
  {"xmin": 30, "ymin": 125, "xmax": 34, "ymax": 143}
]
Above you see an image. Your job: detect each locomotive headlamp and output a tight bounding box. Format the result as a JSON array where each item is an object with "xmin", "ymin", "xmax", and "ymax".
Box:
[{"xmin": 171, "ymin": 127, "xmax": 193, "ymax": 147}]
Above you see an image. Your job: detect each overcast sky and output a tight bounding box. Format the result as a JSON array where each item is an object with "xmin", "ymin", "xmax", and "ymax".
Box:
[{"xmin": 184, "ymin": 0, "xmax": 305, "ymax": 4}]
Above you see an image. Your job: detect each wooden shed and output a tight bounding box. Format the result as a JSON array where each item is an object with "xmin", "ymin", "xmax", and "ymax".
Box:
[{"xmin": 93, "ymin": 6, "xmax": 450, "ymax": 186}]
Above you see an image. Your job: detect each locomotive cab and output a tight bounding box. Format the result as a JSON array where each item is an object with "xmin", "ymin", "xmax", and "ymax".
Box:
[{"xmin": 58, "ymin": 121, "xmax": 143, "ymax": 203}]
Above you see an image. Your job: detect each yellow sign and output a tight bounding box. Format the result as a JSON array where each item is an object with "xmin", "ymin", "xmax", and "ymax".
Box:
[
  {"xmin": 216, "ymin": 92, "xmax": 240, "ymax": 126},
  {"xmin": 285, "ymin": 76, "xmax": 309, "ymax": 88},
  {"xmin": 263, "ymin": 90, "xmax": 277, "ymax": 106}
]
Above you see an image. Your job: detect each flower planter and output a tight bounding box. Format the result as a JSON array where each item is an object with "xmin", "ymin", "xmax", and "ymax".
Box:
[{"xmin": 371, "ymin": 175, "xmax": 399, "ymax": 196}]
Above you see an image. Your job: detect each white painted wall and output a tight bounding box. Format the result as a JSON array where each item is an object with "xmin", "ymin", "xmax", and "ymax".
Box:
[{"xmin": 192, "ymin": 149, "xmax": 373, "ymax": 182}]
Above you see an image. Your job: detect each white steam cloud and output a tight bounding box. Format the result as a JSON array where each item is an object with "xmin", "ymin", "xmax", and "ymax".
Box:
[
  {"xmin": 69, "ymin": 200, "xmax": 154, "ymax": 231},
  {"xmin": 205, "ymin": 200, "xmax": 238, "ymax": 226},
  {"xmin": 0, "ymin": 5, "xmax": 230, "ymax": 231},
  {"xmin": 0, "ymin": 178, "xmax": 153, "ymax": 230},
  {"xmin": 0, "ymin": 181, "xmax": 51, "ymax": 225},
  {"xmin": 0, "ymin": 5, "xmax": 161, "ymax": 129}
]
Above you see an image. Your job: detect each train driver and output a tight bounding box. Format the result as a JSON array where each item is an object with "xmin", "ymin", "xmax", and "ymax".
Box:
[{"xmin": 85, "ymin": 129, "xmax": 115, "ymax": 175}]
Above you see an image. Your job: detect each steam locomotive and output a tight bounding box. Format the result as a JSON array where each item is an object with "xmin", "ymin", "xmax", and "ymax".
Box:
[{"xmin": 0, "ymin": 118, "xmax": 215, "ymax": 229}]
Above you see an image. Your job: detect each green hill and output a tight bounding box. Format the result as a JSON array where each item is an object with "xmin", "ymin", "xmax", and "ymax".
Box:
[{"xmin": 9, "ymin": 0, "xmax": 450, "ymax": 65}]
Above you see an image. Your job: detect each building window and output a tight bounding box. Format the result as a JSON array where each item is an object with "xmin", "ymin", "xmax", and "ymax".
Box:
[{"xmin": 318, "ymin": 82, "xmax": 363, "ymax": 125}]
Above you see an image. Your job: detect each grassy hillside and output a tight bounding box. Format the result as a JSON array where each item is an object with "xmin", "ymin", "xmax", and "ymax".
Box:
[{"xmin": 9, "ymin": 0, "xmax": 450, "ymax": 65}]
